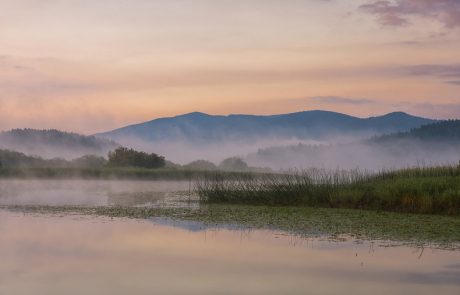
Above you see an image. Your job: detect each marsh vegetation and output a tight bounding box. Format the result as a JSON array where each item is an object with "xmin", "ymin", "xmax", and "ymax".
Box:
[
  {"xmin": 196, "ymin": 166, "xmax": 460, "ymax": 215},
  {"xmin": 1, "ymin": 172, "xmax": 459, "ymax": 248}
]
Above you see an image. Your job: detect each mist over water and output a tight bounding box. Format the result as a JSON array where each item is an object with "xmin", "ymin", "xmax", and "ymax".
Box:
[
  {"xmin": 246, "ymin": 140, "xmax": 460, "ymax": 171},
  {"xmin": 0, "ymin": 180, "xmax": 193, "ymax": 207},
  {"xmin": 107, "ymin": 133, "xmax": 460, "ymax": 171}
]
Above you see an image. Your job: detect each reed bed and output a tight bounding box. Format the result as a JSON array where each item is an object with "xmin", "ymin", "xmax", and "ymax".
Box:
[{"xmin": 196, "ymin": 166, "xmax": 460, "ymax": 215}]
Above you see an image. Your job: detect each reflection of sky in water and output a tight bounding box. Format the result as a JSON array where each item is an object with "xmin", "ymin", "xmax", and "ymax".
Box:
[
  {"xmin": 0, "ymin": 210, "xmax": 459, "ymax": 295},
  {"xmin": 0, "ymin": 180, "xmax": 194, "ymax": 207}
]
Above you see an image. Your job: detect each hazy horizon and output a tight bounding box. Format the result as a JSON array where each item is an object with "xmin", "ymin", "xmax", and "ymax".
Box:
[
  {"xmin": 1, "ymin": 0, "xmax": 459, "ymax": 133},
  {"xmin": 0, "ymin": 109, "xmax": 441, "ymax": 135}
]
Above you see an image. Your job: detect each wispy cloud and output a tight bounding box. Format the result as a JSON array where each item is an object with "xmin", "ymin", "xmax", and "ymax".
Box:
[
  {"xmin": 360, "ymin": 0, "xmax": 460, "ymax": 28},
  {"xmin": 401, "ymin": 64, "xmax": 460, "ymax": 85},
  {"xmin": 309, "ymin": 96, "xmax": 376, "ymax": 105},
  {"xmin": 406, "ymin": 64, "xmax": 460, "ymax": 77}
]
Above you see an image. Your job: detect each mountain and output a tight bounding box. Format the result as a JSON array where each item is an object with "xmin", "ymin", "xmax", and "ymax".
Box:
[
  {"xmin": 248, "ymin": 120, "xmax": 460, "ymax": 171},
  {"xmin": 97, "ymin": 110, "xmax": 435, "ymax": 144},
  {"xmin": 0, "ymin": 129, "xmax": 119, "ymax": 159},
  {"xmin": 95, "ymin": 110, "xmax": 435, "ymax": 164}
]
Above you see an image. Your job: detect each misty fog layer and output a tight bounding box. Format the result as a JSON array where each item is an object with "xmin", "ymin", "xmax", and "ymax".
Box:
[
  {"xmin": 247, "ymin": 140, "xmax": 460, "ymax": 171},
  {"xmin": 0, "ymin": 180, "xmax": 192, "ymax": 207},
  {"xmin": 0, "ymin": 129, "xmax": 119, "ymax": 160},
  {"xmin": 1, "ymin": 119, "xmax": 459, "ymax": 172},
  {"xmin": 109, "ymin": 135, "xmax": 329, "ymax": 164},
  {"xmin": 103, "ymin": 132, "xmax": 460, "ymax": 171}
]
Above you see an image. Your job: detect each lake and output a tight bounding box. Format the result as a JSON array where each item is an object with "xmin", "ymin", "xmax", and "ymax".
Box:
[{"xmin": 0, "ymin": 180, "xmax": 459, "ymax": 295}]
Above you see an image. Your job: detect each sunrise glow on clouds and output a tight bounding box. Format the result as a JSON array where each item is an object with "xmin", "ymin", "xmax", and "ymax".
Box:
[{"xmin": 0, "ymin": 0, "xmax": 459, "ymax": 133}]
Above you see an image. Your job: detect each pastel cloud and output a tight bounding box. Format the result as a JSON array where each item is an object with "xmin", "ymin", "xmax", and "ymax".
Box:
[
  {"xmin": 402, "ymin": 64, "xmax": 460, "ymax": 85},
  {"xmin": 406, "ymin": 64, "xmax": 460, "ymax": 77},
  {"xmin": 360, "ymin": 0, "xmax": 460, "ymax": 28},
  {"xmin": 309, "ymin": 96, "xmax": 377, "ymax": 105}
]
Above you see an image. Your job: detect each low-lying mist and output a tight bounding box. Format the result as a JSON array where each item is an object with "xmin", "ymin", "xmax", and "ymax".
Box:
[
  {"xmin": 246, "ymin": 139, "xmax": 460, "ymax": 171},
  {"xmin": 0, "ymin": 179, "xmax": 191, "ymax": 207},
  {"xmin": 108, "ymin": 135, "xmax": 328, "ymax": 165},
  {"xmin": 0, "ymin": 129, "xmax": 119, "ymax": 160},
  {"xmin": 2, "ymin": 120, "xmax": 459, "ymax": 173},
  {"xmin": 104, "ymin": 134, "xmax": 460, "ymax": 172}
]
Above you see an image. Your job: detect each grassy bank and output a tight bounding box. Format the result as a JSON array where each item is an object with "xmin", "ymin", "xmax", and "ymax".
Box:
[
  {"xmin": 197, "ymin": 166, "xmax": 460, "ymax": 215},
  {"xmin": 4, "ymin": 204, "xmax": 460, "ymax": 249}
]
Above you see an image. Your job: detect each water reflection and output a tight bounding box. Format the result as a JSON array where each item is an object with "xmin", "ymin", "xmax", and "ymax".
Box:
[{"xmin": 0, "ymin": 210, "xmax": 459, "ymax": 295}]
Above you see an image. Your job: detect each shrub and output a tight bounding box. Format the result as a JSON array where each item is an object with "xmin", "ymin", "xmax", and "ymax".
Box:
[
  {"xmin": 183, "ymin": 160, "xmax": 217, "ymax": 170},
  {"xmin": 218, "ymin": 157, "xmax": 249, "ymax": 171},
  {"xmin": 108, "ymin": 147, "xmax": 165, "ymax": 169}
]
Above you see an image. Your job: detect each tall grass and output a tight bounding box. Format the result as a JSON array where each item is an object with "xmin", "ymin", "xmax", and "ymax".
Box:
[{"xmin": 196, "ymin": 166, "xmax": 460, "ymax": 215}]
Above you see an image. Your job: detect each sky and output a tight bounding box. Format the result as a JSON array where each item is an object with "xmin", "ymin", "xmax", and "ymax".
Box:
[{"xmin": 1, "ymin": 0, "xmax": 460, "ymax": 134}]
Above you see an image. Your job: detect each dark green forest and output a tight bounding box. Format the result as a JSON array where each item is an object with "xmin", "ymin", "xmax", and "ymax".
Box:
[{"xmin": 371, "ymin": 120, "xmax": 460, "ymax": 143}]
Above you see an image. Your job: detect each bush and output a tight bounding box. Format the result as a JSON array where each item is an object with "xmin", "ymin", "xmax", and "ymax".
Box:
[
  {"xmin": 108, "ymin": 147, "xmax": 165, "ymax": 169},
  {"xmin": 218, "ymin": 157, "xmax": 249, "ymax": 171},
  {"xmin": 183, "ymin": 160, "xmax": 217, "ymax": 170}
]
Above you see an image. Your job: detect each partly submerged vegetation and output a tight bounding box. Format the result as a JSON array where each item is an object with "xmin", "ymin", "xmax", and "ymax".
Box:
[
  {"xmin": 197, "ymin": 166, "xmax": 460, "ymax": 215},
  {"xmin": 4, "ymin": 204, "xmax": 460, "ymax": 249}
]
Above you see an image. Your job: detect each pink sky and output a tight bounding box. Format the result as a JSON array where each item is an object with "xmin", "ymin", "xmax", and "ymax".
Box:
[{"xmin": 1, "ymin": 0, "xmax": 459, "ymax": 134}]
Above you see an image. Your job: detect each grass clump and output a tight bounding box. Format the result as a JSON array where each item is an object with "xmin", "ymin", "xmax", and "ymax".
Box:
[{"xmin": 196, "ymin": 166, "xmax": 460, "ymax": 215}]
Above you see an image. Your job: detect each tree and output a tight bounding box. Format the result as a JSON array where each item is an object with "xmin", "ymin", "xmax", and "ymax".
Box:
[
  {"xmin": 108, "ymin": 147, "xmax": 165, "ymax": 169},
  {"xmin": 218, "ymin": 157, "xmax": 249, "ymax": 171},
  {"xmin": 183, "ymin": 160, "xmax": 217, "ymax": 170}
]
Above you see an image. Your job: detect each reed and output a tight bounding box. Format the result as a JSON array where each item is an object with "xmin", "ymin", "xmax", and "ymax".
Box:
[{"xmin": 196, "ymin": 166, "xmax": 460, "ymax": 215}]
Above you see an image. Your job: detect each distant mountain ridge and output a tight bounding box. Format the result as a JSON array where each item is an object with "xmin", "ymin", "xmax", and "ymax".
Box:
[
  {"xmin": 0, "ymin": 129, "xmax": 119, "ymax": 159},
  {"xmin": 97, "ymin": 110, "xmax": 435, "ymax": 144}
]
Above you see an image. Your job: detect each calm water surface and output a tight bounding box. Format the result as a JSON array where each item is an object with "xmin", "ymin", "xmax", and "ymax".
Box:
[
  {"xmin": 0, "ymin": 179, "xmax": 194, "ymax": 207},
  {"xmin": 0, "ymin": 180, "xmax": 459, "ymax": 295}
]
